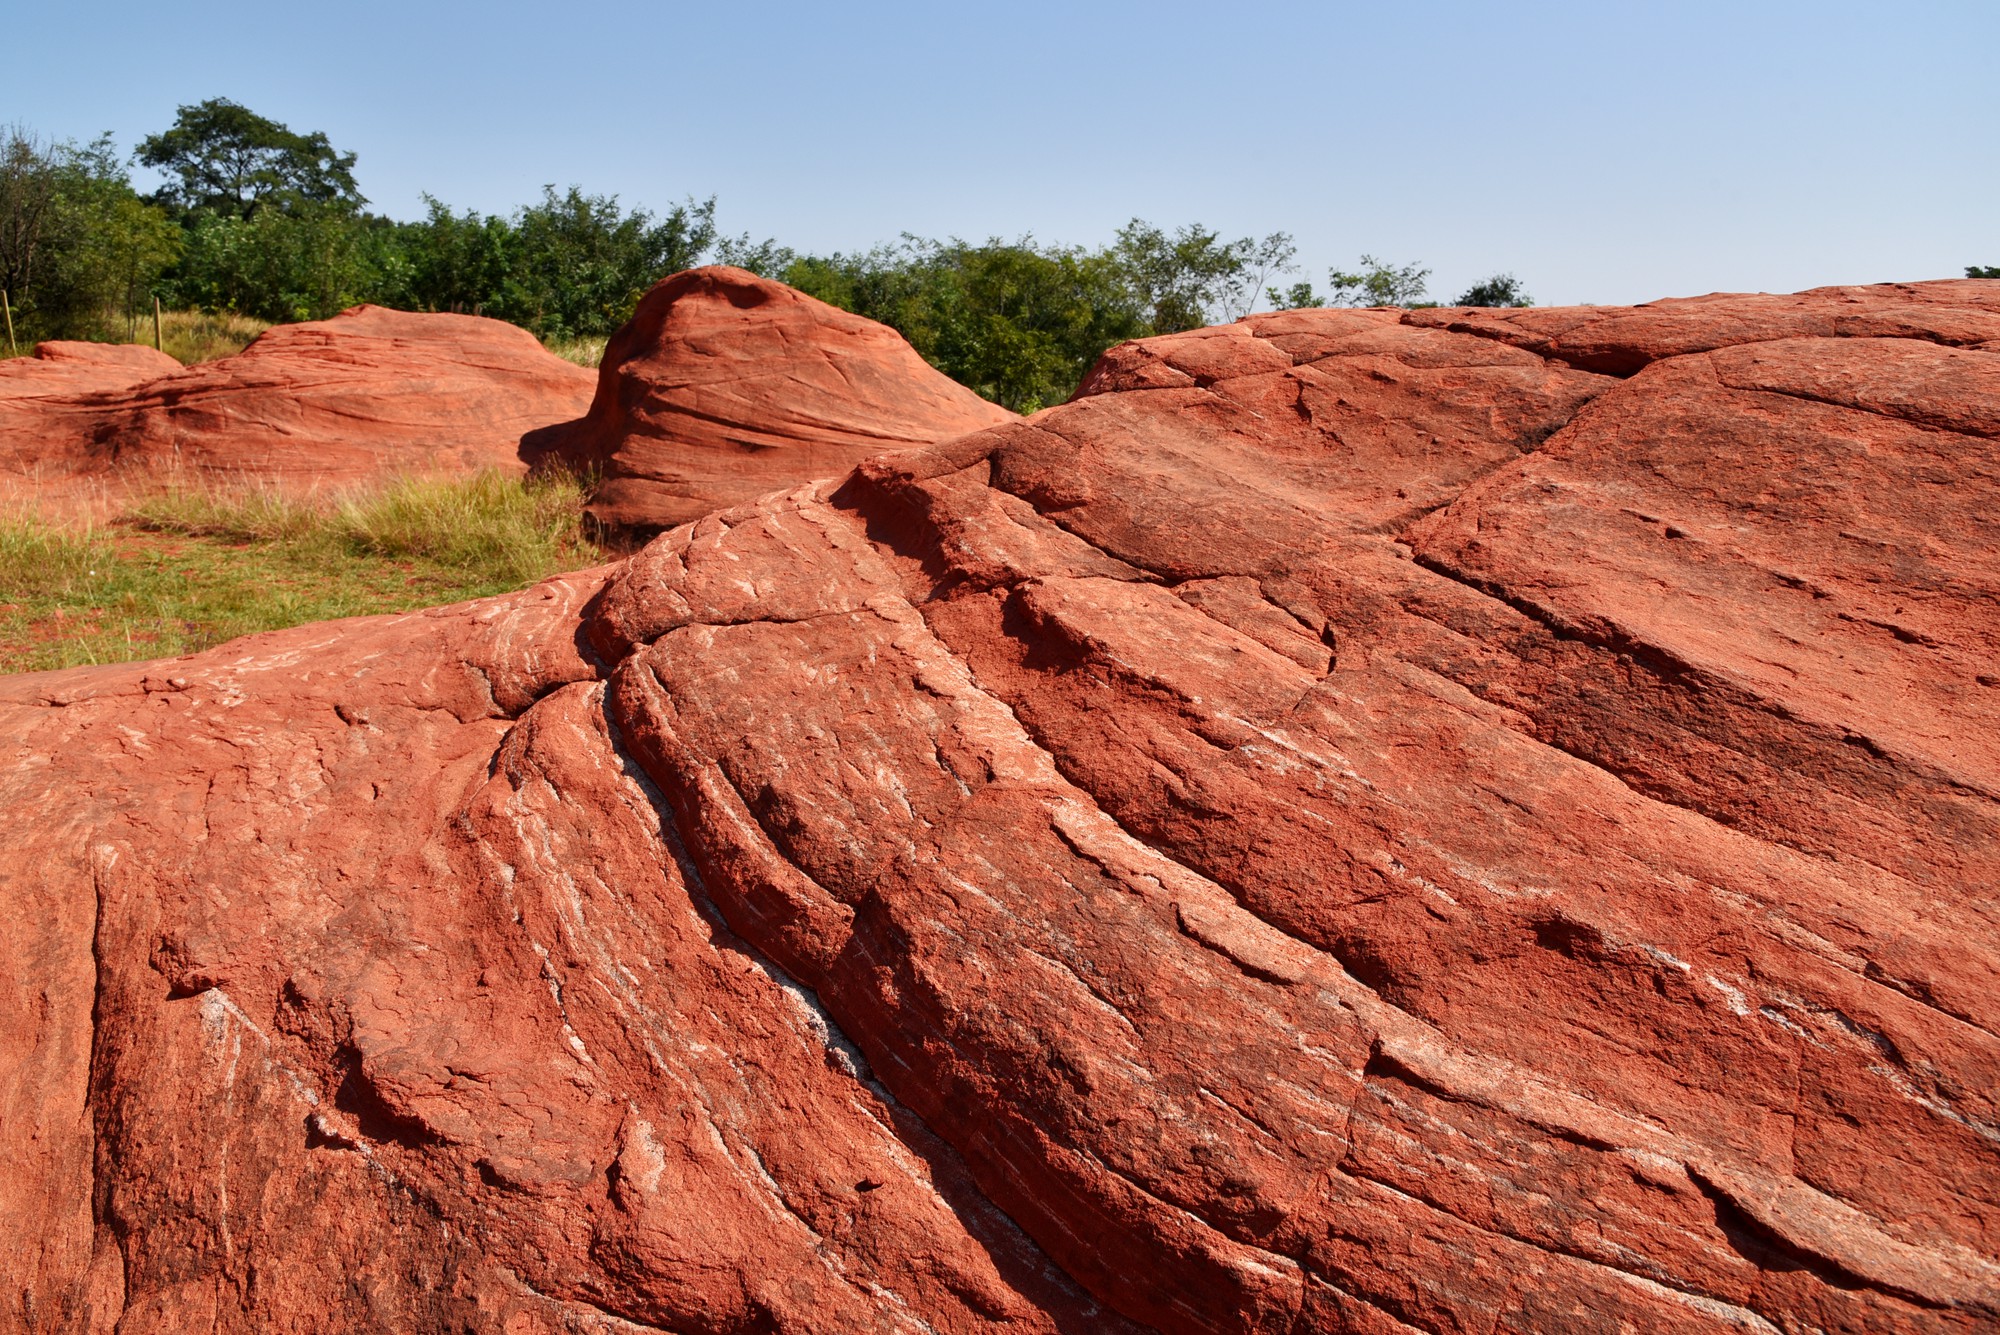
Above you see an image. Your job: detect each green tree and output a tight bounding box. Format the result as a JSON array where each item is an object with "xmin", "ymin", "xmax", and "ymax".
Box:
[
  {"xmin": 1265, "ymin": 280, "xmax": 1340, "ymax": 310},
  {"xmin": 1224, "ymin": 232, "xmax": 1299, "ymax": 319},
  {"xmin": 909, "ymin": 238, "xmax": 1147, "ymax": 412},
  {"xmin": 1110, "ymin": 220, "xmax": 1295, "ymax": 332},
  {"xmin": 782, "ymin": 236, "xmax": 1148, "ymax": 412},
  {"xmin": 489, "ymin": 187, "xmax": 718, "ymax": 338},
  {"xmin": 962, "ymin": 241, "xmax": 1145, "ymax": 408},
  {"xmin": 165, "ymin": 203, "xmax": 395, "ymax": 322},
  {"xmin": 396, "ymin": 196, "xmax": 516, "ymax": 314},
  {"xmin": 137, "ymin": 98, "xmax": 363, "ymax": 220},
  {"xmin": 50, "ymin": 165, "xmax": 184, "ymax": 334},
  {"xmin": 785, "ymin": 222, "xmax": 1301, "ymax": 409},
  {"xmin": 714, "ymin": 232, "xmax": 797, "ymax": 278},
  {"xmin": 0, "ymin": 128, "xmax": 180, "ymax": 341},
  {"xmin": 1455, "ymin": 273, "xmax": 1533, "ymax": 307},
  {"xmin": 1969, "ymin": 265, "xmax": 1999, "ymax": 279},
  {"xmin": 0, "ymin": 127, "xmax": 62, "ymax": 311},
  {"xmin": 1326, "ymin": 255, "xmax": 1431, "ymax": 307}
]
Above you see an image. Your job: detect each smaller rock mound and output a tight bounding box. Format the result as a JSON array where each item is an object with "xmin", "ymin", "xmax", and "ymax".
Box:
[
  {"xmin": 525, "ymin": 266, "xmax": 1016, "ymax": 535},
  {"xmin": 0, "ymin": 341, "xmax": 182, "ymax": 401},
  {"xmin": 0, "ymin": 307, "xmax": 596, "ymax": 515},
  {"xmin": 1405, "ymin": 277, "xmax": 2000, "ymax": 374}
]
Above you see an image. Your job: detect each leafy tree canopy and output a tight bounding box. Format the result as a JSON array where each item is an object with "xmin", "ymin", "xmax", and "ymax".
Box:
[
  {"xmin": 137, "ymin": 98, "xmax": 363, "ymax": 219},
  {"xmin": 1270, "ymin": 256, "xmax": 1435, "ymax": 310},
  {"xmin": 0, "ymin": 127, "xmax": 63, "ymax": 300},
  {"xmin": 1111, "ymin": 220, "xmax": 1295, "ymax": 332},
  {"xmin": 1, "ymin": 126, "xmax": 179, "ymax": 339},
  {"xmin": 491, "ymin": 187, "xmax": 717, "ymax": 339},
  {"xmin": 1326, "ymin": 255, "xmax": 1431, "ymax": 308},
  {"xmin": 1264, "ymin": 280, "xmax": 1339, "ymax": 310},
  {"xmin": 781, "ymin": 236, "xmax": 1149, "ymax": 412},
  {"xmin": 1456, "ymin": 273, "xmax": 1533, "ymax": 307},
  {"xmin": 1970, "ymin": 265, "xmax": 2000, "ymax": 279},
  {"xmin": 17, "ymin": 106, "xmax": 1573, "ymax": 408}
]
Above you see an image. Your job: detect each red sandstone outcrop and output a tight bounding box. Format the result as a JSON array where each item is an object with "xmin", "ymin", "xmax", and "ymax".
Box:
[
  {"xmin": 0, "ymin": 307, "xmax": 595, "ymax": 513},
  {"xmin": 2, "ymin": 279, "xmax": 1997, "ymax": 1333},
  {"xmin": 0, "ymin": 340, "xmax": 181, "ymax": 400},
  {"xmin": 524, "ymin": 266, "xmax": 1016, "ymax": 534}
]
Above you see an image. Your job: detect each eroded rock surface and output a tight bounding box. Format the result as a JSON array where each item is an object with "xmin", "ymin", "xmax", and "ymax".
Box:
[
  {"xmin": 0, "ymin": 342, "xmax": 183, "ymax": 402},
  {"xmin": 3, "ymin": 280, "xmax": 1997, "ymax": 1333},
  {"xmin": 523, "ymin": 266, "xmax": 1015, "ymax": 535},
  {"xmin": 0, "ymin": 308, "xmax": 595, "ymax": 514}
]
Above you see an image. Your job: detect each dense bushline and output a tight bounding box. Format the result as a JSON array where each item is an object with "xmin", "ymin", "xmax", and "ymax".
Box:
[
  {"xmin": 0, "ymin": 129, "xmax": 179, "ymax": 343},
  {"xmin": 5, "ymin": 99, "xmax": 1548, "ymax": 408}
]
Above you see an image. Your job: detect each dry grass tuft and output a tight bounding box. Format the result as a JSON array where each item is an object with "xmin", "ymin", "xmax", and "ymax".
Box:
[
  {"xmin": 543, "ymin": 334, "xmax": 608, "ymax": 368},
  {"xmin": 1, "ymin": 470, "xmax": 600, "ymax": 673},
  {"xmin": 123, "ymin": 309, "xmax": 273, "ymax": 364}
]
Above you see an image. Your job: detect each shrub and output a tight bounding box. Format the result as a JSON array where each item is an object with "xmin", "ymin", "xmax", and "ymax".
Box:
[
  {"xmin": 1455, "ymin": 273, "xmax": 1534, "ymax": 307},
  {"xmin": 1326, "ymin": 255, "xmax": 1432, "ymax": 308}
]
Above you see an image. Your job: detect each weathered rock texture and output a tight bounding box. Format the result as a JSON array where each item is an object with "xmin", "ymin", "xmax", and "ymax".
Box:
[
  {"xmin": 3, "ymin": 279, "xmax": 1998, "ymax": 1333},
  {"xmin": 0, "ymin": 341, "xmax": 182, "ymax": 401},
  {"xmin": 0, "ymin": 308, "xmax": 594, "ymax": 514},
  {"xmin": 523, "ymin": 266, "xmax": 1016, "ymax": 535}
]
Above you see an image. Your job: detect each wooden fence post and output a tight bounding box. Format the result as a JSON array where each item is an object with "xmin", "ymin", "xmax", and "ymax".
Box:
[{"xmin": 153, "ymin": 296, "xmax": 164, "ymax": 353}]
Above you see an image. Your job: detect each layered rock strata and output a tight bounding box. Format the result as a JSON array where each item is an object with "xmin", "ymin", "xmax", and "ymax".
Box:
[
  {"xmin": 0, "ymin": 341, "xmax": 182, "ymax": 401},
  {"xmin": 0, "ymin": 308, "xmax": 595, "ymax": 513},
  {"xmin": 2, "ymin": 279, "xmax": 1997, "ymax": 1333},
  {"xmin": 523, "ymin": 266, "xmax": 1015, "ymax": 535}
]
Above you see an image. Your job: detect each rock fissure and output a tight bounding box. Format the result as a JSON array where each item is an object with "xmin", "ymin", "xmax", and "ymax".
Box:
[
  {"xmin": 1335, "ymin": 1159, "xmax": 1788, "ymax": 1334},
  {"xmin": 593, "ymin": 693, "xmax": 1126, "ymax": 1332},
  {"xmin": 10, "ymin": 278, "xmax": 1999, "ymax": 1333}
]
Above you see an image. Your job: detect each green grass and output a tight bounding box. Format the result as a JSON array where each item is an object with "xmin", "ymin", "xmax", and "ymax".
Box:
[
  {"xmin": 543, "ymin": 333, "xmax": 608, "ymax": 368},
  {"xmin": 0, "ymin": 470, "xmax": 599, "ymax": 674},
  {"xmin": 137, "ymin": 309, "xmax": 274, "ymax": 364},
  {"xmin": 3, "ymin": 309, "xmax": 273, "ymax": 367}
]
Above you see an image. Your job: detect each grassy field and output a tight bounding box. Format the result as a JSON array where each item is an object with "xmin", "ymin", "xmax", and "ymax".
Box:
[
  {"xmin": 0, "ymin": 471, "xmax": 601, "ymax": 674},
  {"xmin": 2, "ymin": 309, "xmax": 611, "ymax": 675},
  {"xmin": 3, "ymin": 310, "xmax": 271, "ymax": 366}
]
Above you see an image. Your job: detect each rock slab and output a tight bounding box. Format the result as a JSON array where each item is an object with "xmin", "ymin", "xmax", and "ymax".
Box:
[
  {"xmin": 0, "ymin": 308, "xmax": 596, "ymax": 514},
  {"xmin": 524, "ymin": 265, "xmax": 1016, "ymax": 535},
  {"xmin": 1, "ymin": 279, "xmax": 1997, "ymax": 1333},
  {"xmin": 0, "ymin": 341, "xmax": 183, "ymax": 402}
]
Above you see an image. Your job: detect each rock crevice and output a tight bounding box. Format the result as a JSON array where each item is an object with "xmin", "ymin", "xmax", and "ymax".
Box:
[{"xmin": 3, "ymin": 280, "xmax": 1997, "ymax": 1332}]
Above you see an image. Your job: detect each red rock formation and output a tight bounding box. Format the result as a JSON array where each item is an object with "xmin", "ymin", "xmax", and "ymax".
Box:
[
  {"xmin": 0, "ymin": 308, "xmax": 595, "ymax": 514},
  {"xmin": 0, "ymin": 341, "xmax": 182, "ymax": 401},
  {"xmin": 3, "ymin": 280, "xmax": 1997, "ymax": 1333},
  {"xmin": 1405, "ymin": 277, "xmax": 2000, "ymax": 373},
  {"xmin": 524, "ymin": 266, "xmax": 1015, "ymax": 534}
]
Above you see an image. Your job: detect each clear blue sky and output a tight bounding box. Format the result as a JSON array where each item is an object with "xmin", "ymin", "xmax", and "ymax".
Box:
[{"xmin": 9, "ymin": 1, "xmax": 1995, "ymax": 307}]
